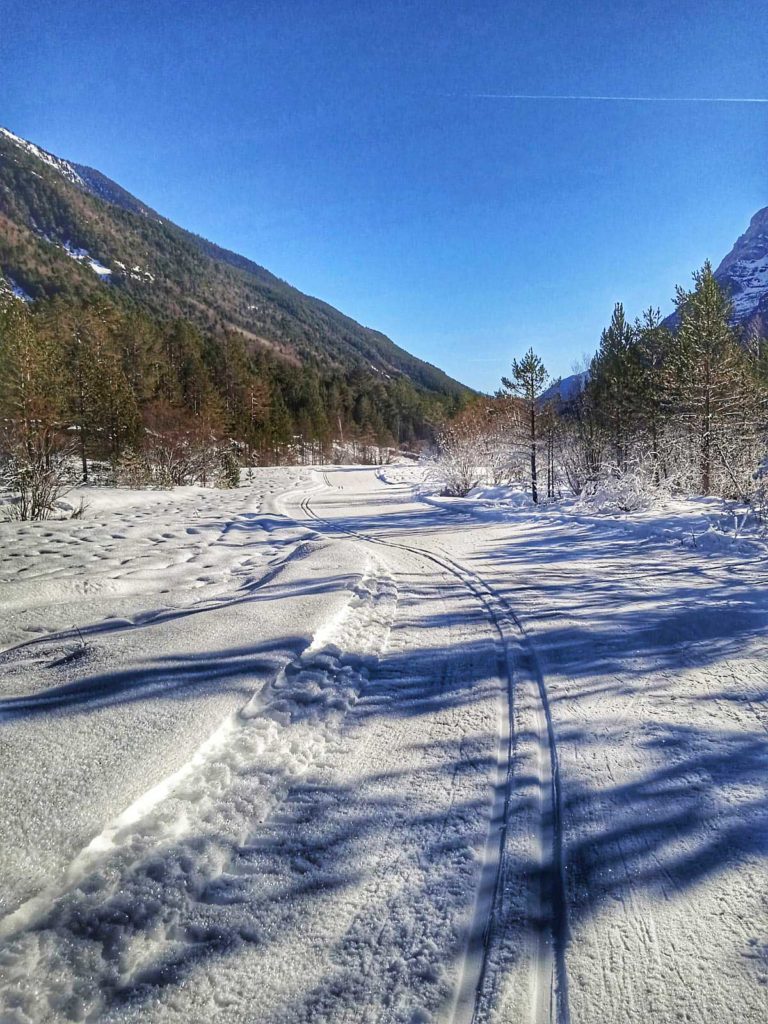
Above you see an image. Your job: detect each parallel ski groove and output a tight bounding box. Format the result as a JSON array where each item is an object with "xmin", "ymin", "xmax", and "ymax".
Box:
[{"xmin": 297, "ymin": 477, "xmax": 570, "ymax": 1024}]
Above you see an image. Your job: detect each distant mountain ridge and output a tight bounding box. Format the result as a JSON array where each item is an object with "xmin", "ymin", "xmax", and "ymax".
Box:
[
  {"xmin": 0, "ymin": 126, "xmax": 469, "ymax": 401},
  {"xmin": 546, "ymin": 209, "xmax": 768, "ymax": 406},
  {"xmin": 661, "ymin": 205, "xmax": 768, "ymax": 334},
  {"xmin": 713, "ymin": 205, "xmax": 768, "ymax": 332}
]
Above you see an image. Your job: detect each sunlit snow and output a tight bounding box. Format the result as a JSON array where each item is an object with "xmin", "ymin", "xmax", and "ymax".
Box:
[{"xmin": 0, "ymin": 466, "xmax": 766, "ymax": 1023}]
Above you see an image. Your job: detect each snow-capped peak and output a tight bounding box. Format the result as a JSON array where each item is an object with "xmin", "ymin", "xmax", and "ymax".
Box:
[
  {"xmin": 0, "ymin": 126, "xmax": 86, "ymax": 189},
  {"xmin": 714, "ymin": 205, "xmax": 768, "ymax": 322}
]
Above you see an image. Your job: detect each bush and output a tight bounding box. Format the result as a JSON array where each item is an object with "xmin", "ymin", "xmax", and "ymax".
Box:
[
  {"xmin": 0, "ymin": 426, "xmax": 75, "ymax": 520},
  {"xmin": 216, "ymin": 446, "xmax": 241, "ymax": 488},
  {"xmin": 427, "ymin": 430, "xmax": 485, "ymax": 497},
  {"xmin": 115, "ymin": 449, "xmax": 155, "ymax": 488},
  {"xmin": 115, "ymin": 435, "xmax": 242, "ymax": 489},
  {"xmin": 578, "ymin": 464, "xmax": 671, "ymax": 514}
]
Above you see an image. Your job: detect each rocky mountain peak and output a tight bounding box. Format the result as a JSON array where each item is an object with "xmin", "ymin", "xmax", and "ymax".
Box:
[{"xmin": 714, "ymin": 205, "xmax": 768, "ymax": 326}]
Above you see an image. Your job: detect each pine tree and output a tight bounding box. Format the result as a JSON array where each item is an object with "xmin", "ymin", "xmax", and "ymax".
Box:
[
  {"xmin": 0, "ymin": 299, "xmax": 70, "ymax": 518},
  {"xmin": 669, "ymin": 262, "xmax": 751, "ymax": 495},
  {"xmin": 634, "ymin": 307, "xmax": 673, "ymax": 484},
  {"xmin": 0, "ymin": 297, "xmax": 62, "ymax": 435},
  {"xmin": 44, "ymin": 298, "xmax": 140, "ymax": 478},
  {"xmin": 589, "ymin": 302, "xmax": 640, "ymax": 473},
  {"xmin": 501, "ymin": 348, "xmax": 549, "ymax": 503}
]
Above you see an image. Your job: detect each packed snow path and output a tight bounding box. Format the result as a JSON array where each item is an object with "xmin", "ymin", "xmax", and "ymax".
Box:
[{"xmin": 0, "ymin": 466, "xmax": 766, "ymax": 1023}]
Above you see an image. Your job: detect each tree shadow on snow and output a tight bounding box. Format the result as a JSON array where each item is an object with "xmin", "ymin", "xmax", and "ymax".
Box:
[{"xmin": 1, "ymin": 491, "xmax": 767, "ymax": 1020}]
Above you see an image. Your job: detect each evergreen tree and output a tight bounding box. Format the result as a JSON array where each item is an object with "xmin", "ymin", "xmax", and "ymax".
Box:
[
  {"xmin": 501, "ymin": 348, "xmax": 549, "ymax": 503},
  {"xmin": 589, "ymin": 302, "xmax": 640, "ymax": 472},
  {"xmin": 669, "ymin": 262, "xmax": 751, "ymax": 495},
  {"xmin": 634, "ymin": 307, "xmax": 673, "ymax": 483},
  {"xmin": 0, "ymin": 297, "xmax": 62, "ymax": 436},
  {"xmin": 44, "ymin": 298, "xmax": 140, "ymax": 478}
]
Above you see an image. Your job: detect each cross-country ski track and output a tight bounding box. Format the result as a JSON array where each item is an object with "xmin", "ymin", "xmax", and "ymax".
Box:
[
  {"xmin": 296, "ymin": 471, "xmax": 568, "ymax": 1024},
  {"xmin": 0, "ymin": 464, "xmax": 766, "ymax": 1023}
]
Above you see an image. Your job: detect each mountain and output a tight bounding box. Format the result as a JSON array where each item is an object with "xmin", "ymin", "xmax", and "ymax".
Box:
[
  {"xmin": 541, "ymin": 370, "xmax": 589, "ymax": 405},
  {"xmin": 552, "ymin": 205, "xmax": 768, "ymax": 411},
  {"xmin": 713, "ymin": 205, "xmax": 768, "ymax": 334},
  {"xmin": 0, "ymin": 127, "xmax": 469, "ymax": 403},
  {"xmin": 661, "ymin": 206, "xmax": 768, "ymax": 334}
]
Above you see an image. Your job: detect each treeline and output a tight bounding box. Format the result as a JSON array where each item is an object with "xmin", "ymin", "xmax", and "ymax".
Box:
[
  {"xmin": 0, "ymin": 292, "xmax": 461, "ymax": 508},
  {"xmin": 434, "ymin": 263, "xmax": 768, "ymax": 508},
  {"xmin": 565, "ymin": 262, "xmax": 767, "ymax": 501}
]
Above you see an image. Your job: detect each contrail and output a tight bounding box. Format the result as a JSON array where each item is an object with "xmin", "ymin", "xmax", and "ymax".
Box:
[{"xmin": 472, "ymin": 93, "xmax": 768, "ymax": 104}]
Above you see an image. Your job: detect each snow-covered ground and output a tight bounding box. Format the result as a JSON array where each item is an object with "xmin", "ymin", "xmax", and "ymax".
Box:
[{"xmin": 0, "ymin": 466, "xmax": 766, "ymax": 1022}]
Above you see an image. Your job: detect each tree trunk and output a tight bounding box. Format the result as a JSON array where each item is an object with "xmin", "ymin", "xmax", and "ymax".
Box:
[
  {"xmin": 701, "ymin": 359, "xmax": 712, "ymax": 495},
  {"xmin": 79, "ymin": 427, "xmax": 88, "ymax": 483},
  {"xmin": 530, "ymin": 402, "xmax": 538, "ymax": 503}
]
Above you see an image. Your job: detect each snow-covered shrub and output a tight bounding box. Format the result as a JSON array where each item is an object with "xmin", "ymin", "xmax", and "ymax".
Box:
[
  {"xmin": 115, "ymin": 449, "xmax": 155, "ymax": 488},
  {"xmin": 578, "ymin": 463, "xmax": 671, "ymax": 514},
  {"xmin": 555, "ymin": 405, "xmax": 604, "ymax": 498},
  {"xmin": 428, "ymin": 399, "xmax": 520, "ymax": 496},
  {"xmin": 0, "ymin": 426, "xmax": 75, "ymax": 520},
  {"xmin": 116, "ymin": 435, "xmax": 243, "ymax": 489},
  {"xmin": 428, "ymin": 429, "xmax": 485, "ymax": 497},
  {"xmin": 216, "ymin": 446, "xmax": 242, "ymax": 488}
]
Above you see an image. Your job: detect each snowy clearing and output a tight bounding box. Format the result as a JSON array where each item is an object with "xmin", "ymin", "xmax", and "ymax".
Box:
[{"xmin": 0, "ymin": 466, "xmax": 766, "ymax": 1023}]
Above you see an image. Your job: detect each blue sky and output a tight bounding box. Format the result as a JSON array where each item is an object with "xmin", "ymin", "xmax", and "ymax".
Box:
[{"xmin": 2, "ymin": 1, "xmax": 766, "ymax": 390}]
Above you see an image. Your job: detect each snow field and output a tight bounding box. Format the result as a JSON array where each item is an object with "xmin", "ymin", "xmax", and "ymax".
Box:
[
  {"xmin": 0, "ymin": 556, "xmax": 398, "ymax": 1023},
  {"xmin": 291, "ymin": 471, "xmax": 565, "ymax": 1023},
  {"xmin": 324, "ymin": 466, "xmax": 768, "ymax": 1022},
  {"xmin": 0, "ymin": 471, "xmax": 355, "ymax": 918},
  {"xmin": 0, "ymin": 471, "xmax": 319, "ymax": 656},
  {"xmin": 437, "ymin": 502, "xmax": 768, "ymax": 1023},
  {"xmin": 1, "ymin": 463, "xmax": 766, "ymax": 1022},
  {"xmin": 0, "ymin": 472, "xmax": 368, "ymax": 917}
]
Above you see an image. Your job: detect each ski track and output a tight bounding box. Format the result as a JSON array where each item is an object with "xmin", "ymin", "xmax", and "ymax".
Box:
[
  {"xmin": 1, "ymin": 465, "xmax": 766, "ymax": 1023},
  {"xmin": 430, "ymin": 482, "xmax": 768, "ymax": 1024},
  {"xmin": 297, "ymin": 472, "xmax": 569, "ymax": 1024},
  {"xmin": 0, "ymin": 469, "xmax": 504, "ymax": 1024}
]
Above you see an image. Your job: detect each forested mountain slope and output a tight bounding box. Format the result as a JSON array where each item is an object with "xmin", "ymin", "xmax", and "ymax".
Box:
[{"xmin": 0, "ymin": 127, "xmax": 468, "ymax": 405}]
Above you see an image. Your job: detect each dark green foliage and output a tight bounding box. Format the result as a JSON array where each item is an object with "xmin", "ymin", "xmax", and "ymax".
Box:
[
  {"xmin": 589, "ymin": 303, "xmax": 641, "ymax": 472},
  {"xmin": 0, "ymin": 129, "xmax": 471, "ymax": 447},
  {"xmin": 0, "ymin": 289, "xmax": 455, "ymax": 477},
  {"xmin": 500, "ymin": 347, "xmax": 549, "ymax": 503},
  {"xmin": 574, "ymin": 265, "xmax": 768, "ymax": 499}
]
